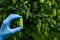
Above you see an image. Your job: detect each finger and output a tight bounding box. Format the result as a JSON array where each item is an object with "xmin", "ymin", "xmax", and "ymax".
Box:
[
  {"xmin": 11, "ymin": 27, "xmax": 23, "ymax": 34},
  {"xmin": 2, "ymin": 14, "xmax": 22, "ymax": 26},
  {"xmin": 6, "ymin": 14, "xmax": 22, "ymax": 23},
  {"xmin": 1, "ymin": 14, "xmax": 22, "ymax": 30}
]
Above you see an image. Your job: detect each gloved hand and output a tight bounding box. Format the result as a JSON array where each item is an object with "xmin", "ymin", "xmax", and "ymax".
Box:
[{"xmin": 0, "ymin": 14, "xmax": 23, "ymax": 40}]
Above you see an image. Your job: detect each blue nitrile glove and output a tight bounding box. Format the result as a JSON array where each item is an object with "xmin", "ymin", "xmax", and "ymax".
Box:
[{"xmin": 0, "ymin": 14, "xmax": 23, "ymax": 40}]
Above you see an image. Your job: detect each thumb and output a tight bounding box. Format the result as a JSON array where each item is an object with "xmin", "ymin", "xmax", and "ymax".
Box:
[{"xmin": 11, "ymin": 27, "xmax": 23, "ymax": 34}]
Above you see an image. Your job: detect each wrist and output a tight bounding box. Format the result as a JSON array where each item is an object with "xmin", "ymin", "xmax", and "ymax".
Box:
[{"xmin": 0, "ymin": 37, "xmax": 5, "ymax": 40}]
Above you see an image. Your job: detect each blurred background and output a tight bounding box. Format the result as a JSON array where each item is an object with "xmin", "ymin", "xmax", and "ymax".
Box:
[{"xmin": 0, "ymin": 0, "xmax": 60, "ymax": 40}]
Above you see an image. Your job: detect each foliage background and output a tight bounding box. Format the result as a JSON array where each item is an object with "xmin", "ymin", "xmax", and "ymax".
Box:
[{"xmin": 0, "ymin": 0, "xmax": 60, "ymax": 40}]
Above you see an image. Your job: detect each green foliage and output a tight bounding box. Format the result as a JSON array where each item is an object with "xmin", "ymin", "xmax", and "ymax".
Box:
[{"xmin": 0, "ymin": 0, "xmax": 60, "ymax": 40}]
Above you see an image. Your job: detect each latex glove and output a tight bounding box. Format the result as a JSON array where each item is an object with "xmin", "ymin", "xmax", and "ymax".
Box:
[{"xmin": 0, "ymin": 14, "xmax": 23, "ymax": 40}]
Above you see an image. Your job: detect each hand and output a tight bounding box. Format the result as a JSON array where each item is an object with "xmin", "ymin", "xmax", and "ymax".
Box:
[{"xmin": 0, "ymin": 14, "xmax": 23, "ymax": 40}]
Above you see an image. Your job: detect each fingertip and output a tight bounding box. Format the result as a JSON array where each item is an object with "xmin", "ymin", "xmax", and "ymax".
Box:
[
  {"xmin": 18, "ymin": 27, "xmax": 24, "ymax": 30},
  {"xmin": 19, "ymin": 16, "xmax": 22, "ymax": 18},
  {"xmin": 11, "ymin": 27, "xmax": 24, "ymax": 34}
]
